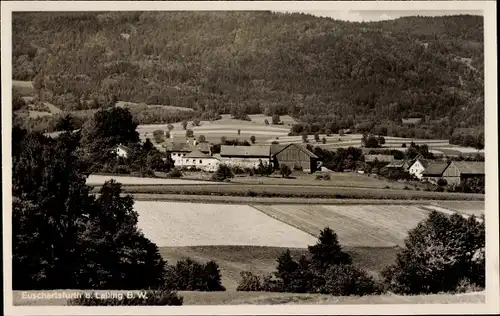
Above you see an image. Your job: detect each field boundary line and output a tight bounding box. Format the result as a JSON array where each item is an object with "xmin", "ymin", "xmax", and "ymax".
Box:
[{"xmin": 249, "ymin": 204, "xmax": 318, "ymax": 239}]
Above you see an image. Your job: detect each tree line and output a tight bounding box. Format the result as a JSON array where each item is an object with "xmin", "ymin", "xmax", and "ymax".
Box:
[{"xmin": 13, "ymin": 11, "xmax": 484, "ymax": 143}]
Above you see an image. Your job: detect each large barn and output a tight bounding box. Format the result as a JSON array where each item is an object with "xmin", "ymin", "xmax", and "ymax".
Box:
[
  {"xmin": 219, "ymin": 145, "xmax": 271, "ymax": 168},
  {"xmin": 271, "ymin": 143, "xmax": 319, "ymax": 173},
  {"xmin": 442, "ymin": 161, "xmax": 485, "ymax": 185}
]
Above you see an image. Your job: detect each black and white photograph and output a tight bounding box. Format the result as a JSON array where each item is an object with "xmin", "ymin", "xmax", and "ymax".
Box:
[{"xmin": 2, "ymin": 1, "xmax": 499, "ymax": 315}]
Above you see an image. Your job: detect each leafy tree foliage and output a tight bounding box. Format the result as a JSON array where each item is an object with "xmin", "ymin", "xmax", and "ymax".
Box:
[
  {"xmin": 279, "ymin": 164, "xmax": 292, "ymax": 178},
  {"xmin": 164, "ymin": 259, "xmax": 225, "ymax": 291},
  {"xmin": 12, "ymin": 12, "xmax": 484, "ymax": 143},
  {"xmin": 250, "ymin": 135, "xmax": 256, "ymax": 144},
  {"xmin": 12, "ymin": 129, "xmax": 167, "ymax": 290},
  {"xmin": 383, "ymin": 211, "xmax": 485, "ymax": 294},
  {"xmin": 212, "ymin": 164, "xmax": 234, "ymax": 182},
  {"xmin": 272, "ymin": 114, "xmax": 281, "ymax": 125},
  {"xmin": 153, "ymin": 129, "xmax": 165, "ymax": 143}
]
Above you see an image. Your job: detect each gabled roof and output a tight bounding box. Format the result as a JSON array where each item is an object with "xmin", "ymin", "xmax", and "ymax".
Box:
[
  {"xmin": 197, "ymin": 142, "xmax": 211, "ymax": 153},
  {"xmin": 164, "ymin": 142, "xmax": 192, "ymax": 152},
  {"xmin": 114, "ymin": 144, "xmax": 132, "ymax": 153},
  {"xmin": 386, "ymin": 160, "xmax": 408, "ymax": 168},
  {"xmin": 184, "ymin": 150, "xmax": 217, "ymax": 159},
  {"xmin": 364, "ymin": 154, "xmax": 393, "ymax": 163},
  {"xmin": 271, "ymin": 143, "xmax": 318, "ymax": 158},
  {"xmin": 451, "ymin": 161, "xmax": 485, "ymax": 175},
  {"xmin": 411, "ymin": 158, "xmax": 430, "ymax": 169},
  {"xmin": 220, "ymin": 145, "xmax": 270, "ymax": 157},
  {"xmin": 423, "ymin": 162, "xmax": 449, "ymax": 176}
]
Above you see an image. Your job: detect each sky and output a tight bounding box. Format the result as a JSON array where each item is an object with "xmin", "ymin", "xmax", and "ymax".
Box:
[{"xmin": 278, "ymin": 10, "xmax": 483, "ymax": 22}]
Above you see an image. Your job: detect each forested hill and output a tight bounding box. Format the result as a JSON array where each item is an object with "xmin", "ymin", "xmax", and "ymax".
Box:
[{"xmin": 13, "ymin": 11, "xmax": 484, "ymax": 137}]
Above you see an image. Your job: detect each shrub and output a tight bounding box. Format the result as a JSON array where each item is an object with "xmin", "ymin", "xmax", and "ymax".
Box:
[
  {"xmin": 237, "ymin": 271, "xmax": 263, "ymax": 291},
  {"xmin": 437, "ymin": 178, "xmax": 448, "ymax": 186},
  {"xmin": 212, "ymin": 164, "xmax": 234, "ymax": 182},
  {"xmin": 169, "ymin": 168, "xmax": 183, "ymax": 178},
  {"xmin": 68, "ymin": 289, "xmax": 183, "ymax": 306},
  {"xmin": 113, "ymin": 164, "xmax": 131, "ymax": 174},
  {"xmin": 316, "ymin": 174, "xmax": 331, "ymax": 181},
  {"xmin": 383, "ymin": 211, "xmax": 485, "ymax": 294},
  {"xmin": 280, "ymin": 164, "xmax": 292, "ymax": 178},
  {"xmin": 164, "ymin": 259, "xmax": 225, "ymax": 291},
  {"xmin": 320, "ymin": 264, "xmax": 382, "ymax": 296}
]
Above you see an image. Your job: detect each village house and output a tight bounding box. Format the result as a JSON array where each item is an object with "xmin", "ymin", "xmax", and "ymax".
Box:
[
  {"xmin": 408, "ymin": 157, "xmax": 430, "ymax": 179},
  {"xmin": 181, "ymin": 149, "xmax": 220, "ymax": 172},
  {"xmin": 112, "ymin": 144, "xmax": 132, "ymax": 159},
  {"xmin": 385, "ymin": 160, "xmax": 410, "ymax": 171},
  {"xmin": 163, "ymin": 135, "xmax": 211, "ymax": 167},
  {"xmin": 271, "ymin": 143, "xmax": 319, "ymax": 173},
  {"xmin": 441, "ymin": 161, "xmax": 485, "ymax": 186},
  {"xmin": 219, "ymin": 145, "xmax": 271, "ymax": 168},
  {"xmin": 421, "ymin": 162, "xmax": 450, "ymax": 184}
]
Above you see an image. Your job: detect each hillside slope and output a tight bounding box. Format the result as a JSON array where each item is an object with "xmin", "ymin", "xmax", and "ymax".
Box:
[{"xmin": 13, "ymin": 12, "xmax": 484, "ymax": 137}]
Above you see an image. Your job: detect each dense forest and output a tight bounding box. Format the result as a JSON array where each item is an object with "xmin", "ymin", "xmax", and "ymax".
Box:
[{"xmin": 13, "ymin": 11, "xmax": 484, "ymax": 141}]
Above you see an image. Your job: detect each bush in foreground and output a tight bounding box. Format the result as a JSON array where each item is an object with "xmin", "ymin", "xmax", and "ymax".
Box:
[
  {"xmin": 68, "ymin": 289, "xmax": 183, "ymax": 306},
  {"xmin": 164, "ymin": 259, "xmax": 226, "ymax": 291},
  {"xmin": 382, "ymin": 211, "xmax": 485, "ymax": 294},
  {"xmin": 320, "ymin": 264, "xmax": 382, "ymax": 296},
  {"xmin": 212, "ymin": 164, "xmax": 234, "ymax": 182}
]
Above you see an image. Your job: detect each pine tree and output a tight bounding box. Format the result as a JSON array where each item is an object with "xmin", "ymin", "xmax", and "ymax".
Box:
[{"xmin": 308, "ymin": 227, "xmax": 352, "ymax": 273}]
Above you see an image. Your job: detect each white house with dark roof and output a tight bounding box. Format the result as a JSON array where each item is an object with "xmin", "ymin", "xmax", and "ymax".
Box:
[
  {"xmin": 408, "ymin": 157, "xmax": 430, "ymax": 179},
  {"xmin": 112, "ymin": 144, "xmax": 132, "ymax": 159}
]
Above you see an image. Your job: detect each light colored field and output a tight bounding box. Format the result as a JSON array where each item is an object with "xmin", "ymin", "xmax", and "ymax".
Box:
[
  {"xmin": 134, "ymin": 201, "xmax": 318, "ymax": 248},
  {"xmin": 28, "ymin": 110, "xmax": 52, "ymax": 118},
  {"xmin": 86, "ymin": 174, "xmax": 217, "ymax": 186},
  {"xmin": 137, "ymin": 114, "xmax": 293, "ymax": 144},
  {"xmin": 13, "ymin": 290, "xmax": 484, "ymax": 305},
  {"xmin": 116, "ymin": 101, "xmax": 194, "ymax": 112},
  {"xmin": 252, "ymin": 204, "xmax": 431, "ymax": 247},
  {"xmin": 431, "ymin": 201, "xmax": 485, "ymax": 217},
  {"xmin": 13, "ymin": 80, "xmax": 36, "ymax": 96}
]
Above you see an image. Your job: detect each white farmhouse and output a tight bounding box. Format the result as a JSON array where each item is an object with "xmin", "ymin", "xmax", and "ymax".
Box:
[
  {"xmin": 181, "ymin": 150, "xmax": 220, "ymax": 172},
  {"xmin": 408, "ymin": 157, "xmax": 430, "ymax": 179},
  {"xmin": 112, "ymin": 144, "xmax": 131, "ymax": 159}
]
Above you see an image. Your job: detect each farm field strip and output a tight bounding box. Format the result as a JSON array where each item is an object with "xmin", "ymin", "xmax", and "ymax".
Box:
[
  {"xmin": 432, "ymin": 200, "xmax": 485, "ymax": 216},
  {"xmin": 86, "ymin": 174, "xmax": 218, "ymax": 185},
  {"xmin": 115, "ymin": 183, "xmax": 484, "ymax": 201},
  {"xmin": 134, "ymin": 201, "xmax": 318, "ymax": 248},
  {"xmin": 251, "ymin": 204, "xmax": 432, "ymax": 247}
]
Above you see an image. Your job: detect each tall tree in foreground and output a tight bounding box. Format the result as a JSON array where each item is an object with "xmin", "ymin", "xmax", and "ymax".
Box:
[
  {"xmin": 383, "ymin": 211, "xmax": 485, "ymax": 294},
  {"xmin": 12, "ymin": 129, "xmax": 167, "ymax": 290}
]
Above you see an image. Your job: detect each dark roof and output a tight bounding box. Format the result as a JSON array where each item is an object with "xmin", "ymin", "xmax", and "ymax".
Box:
[
  {"xmin": 271, "ymin": 143, "xmax": 318, "ymax": 158},
  {"xmin": 364, "ymin": 154, "xmax": 393, "ymax": 163},
  {"xmin": 220, "ymin": 145, "xmax": 270, "ymax": 157},
  {"xmin": 451, "ymin": 161, "xmax": 485, "ymax": 175},
  {"xmin": 184, "ymin": 150, "xmax": 216, "ymax": 159},
  {"xmin": 412, "ymin": 158, "xmax": 430, "ymax": 169},
  {"xmin": 386, "ymin": 160, "xmax": 408, "ymax": 168},
  {"xmin": 164, "ymin": 142, "xmax": 192, "ymax": 152},
  {"xmin": 423, "ymin": 162, "xmax": 449, "ymax": 176},
  {"xmin": 197, "ymin": 142, "xmax": 211, "ymax": 153}
]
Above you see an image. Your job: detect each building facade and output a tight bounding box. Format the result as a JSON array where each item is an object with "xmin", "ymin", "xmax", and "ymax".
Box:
[
  {"xmin": 442, "ymin": 161, "xmax": 485, "ymax": 186},
  {"xmin": 271, "ymin": 143, "xmax": 319, "ymax": 172},
  {"xmin": 181, "ymin": 150, "xmax": 220, "ymax": 172},
  {"xmin": 409, "ymin": 158, "xmax": 429, "ymax": 179},
  {"xmin": 219, "ymin": 145, "xmax": 271, "ymax": 169}
]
